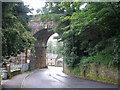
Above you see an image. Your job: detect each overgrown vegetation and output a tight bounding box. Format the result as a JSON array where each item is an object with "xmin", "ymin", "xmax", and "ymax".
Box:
[
  {"xmin": 38, "ymin": 2, "xmax": 120, "ymax": 69},
  {"xmin": 47, "ymin": 40, "xmax": 63, "ymax": 57},
  {"xmin": 1, "ymin": 2, "xmax": 36, "ymax": 61},
  {"xmin": 1, "ymin": 2, "xmax": 119, "ymax": 84}
]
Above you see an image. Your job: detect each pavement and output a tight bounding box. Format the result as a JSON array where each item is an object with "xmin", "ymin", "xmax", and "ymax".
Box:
[
  {"xmin": 1, "ymin": 66, "xmax": 119, "ymax": 89},
  {"xmin": 2, "ymin": 72, "xmax": 29, "ymax": 88}
]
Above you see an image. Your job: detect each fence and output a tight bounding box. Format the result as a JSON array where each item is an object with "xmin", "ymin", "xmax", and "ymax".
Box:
[
  {"xmin": 10, "ymin": 63, "xmax": 29, "ymax": 72},
  {"xmin": 21, "ymin": 64, "xmax": 29, "ymax": 72},
  {"xmin": 10, "ymin": 64, "xmax": 21, "ymax": 72}
]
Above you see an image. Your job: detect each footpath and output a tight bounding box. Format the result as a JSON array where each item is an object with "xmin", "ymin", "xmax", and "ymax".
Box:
[{"xmin": 1, "ymin": 69, "xmax": 38, "ymax": 89}]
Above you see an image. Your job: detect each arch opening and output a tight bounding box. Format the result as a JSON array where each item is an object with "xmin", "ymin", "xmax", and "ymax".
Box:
[
  {"xmin": 46, "ymin": 33, "xmax": 63, "ymax": 70},
  {"xmin": 29, "ymin": 29, "xmax": 54, "ymax": 70},
  {"xmin": 28, "ymin": 18, "xmax": 62, "ymax": 70}
]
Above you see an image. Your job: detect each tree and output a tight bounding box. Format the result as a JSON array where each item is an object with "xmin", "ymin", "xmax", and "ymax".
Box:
[
  {"xmin": 55, "ymin": 41, "xmax": 63, "ymax": 57},
  {"xmin": 1, "ymin": 2, "xmax": 36, "ymax": 60},
  {"xmin": 39, "ymin": 2, "xmax": 120, "ymax": 68},
  {"xmin": 47, "ymin": 40, "xmax": 63, "ymax": 56},
  {"xmin": 47, "ymin": 41, "xmax": 54, "ymax": 53}
]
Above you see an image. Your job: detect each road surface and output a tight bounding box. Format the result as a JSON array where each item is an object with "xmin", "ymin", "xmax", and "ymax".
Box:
[
  {"xmin": 22, "ymin": 66, "xmax": 118, "ymax": 88},
  {"xmin": 2, "ymin": 66, "xmax": 119, "ymax": 89}
]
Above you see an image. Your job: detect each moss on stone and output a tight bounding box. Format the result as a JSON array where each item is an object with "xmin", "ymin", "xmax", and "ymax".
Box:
[{"xmin": 64, "ymin": 63, "xmax": 119, "ymax": 85}]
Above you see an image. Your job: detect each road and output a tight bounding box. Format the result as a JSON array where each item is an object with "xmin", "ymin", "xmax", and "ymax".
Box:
[
  {"xmin": 22, "ymin": 66, "xmax": 118, "ymax": 88},
  {"xmin": 2, "ymin": 66, "xmax": 119, "ymax": 89}
]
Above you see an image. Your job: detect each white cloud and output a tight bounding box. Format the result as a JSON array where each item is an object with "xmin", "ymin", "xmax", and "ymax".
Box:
[
  {"xmin": 22, "ymin": 0, "xmax": 45, "ymax": 15},
  {"xmin": 79, "ymin": 3, "xmax": 87, "ymax": 10}
]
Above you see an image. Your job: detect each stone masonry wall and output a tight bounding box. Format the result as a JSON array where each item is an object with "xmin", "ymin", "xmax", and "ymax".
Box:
[{"xmin": 64, "ymin": 63, "xmax": 119, "ymax": 85}]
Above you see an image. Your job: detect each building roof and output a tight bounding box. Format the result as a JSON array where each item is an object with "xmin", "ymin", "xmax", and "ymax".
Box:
[
  {"xmin": 57, "ymin": 58, "xmax": 63, "ymax": 61},
  {"xmin": 46, "ymin": 53, "xmax": 58, "ymax": 59}
]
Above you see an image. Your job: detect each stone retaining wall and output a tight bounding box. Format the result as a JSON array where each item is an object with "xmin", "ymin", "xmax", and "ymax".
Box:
[{"xmin": 64, "ymin": 63, "xmax": 119, "ymax": 85}]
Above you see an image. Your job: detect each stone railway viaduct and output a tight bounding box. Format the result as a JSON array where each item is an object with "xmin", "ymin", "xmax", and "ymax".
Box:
[{"xmin": 28, "ymin": 18, "xmax": 56, "ymax": 70}]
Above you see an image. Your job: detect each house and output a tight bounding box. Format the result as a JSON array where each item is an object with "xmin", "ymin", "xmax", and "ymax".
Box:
[
  {"xmin": 46, "ymin": 53, "xmax": 58, "ymax": 66},
  {"xmin": 55, "ymin": 58, "xmax": 63, "ymax": 67},
  {"xmin": 46, "ymin": 53, "xmax": 63, "ymax": 67},
  {"xmin": 17, "ymin": 49, "xmax": 31, "ymax": 64}
]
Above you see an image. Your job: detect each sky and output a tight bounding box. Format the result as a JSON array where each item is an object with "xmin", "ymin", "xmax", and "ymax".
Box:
[
  {"xmin": 22, "ymin": 0, "xmax": 87, "ymax": 42},
  {"xmin": 22, "ymin": 0, "xmax": 45, "ymax": 15},
  {"xmin": 22, "ymin": 0, "xmax": 87, "ymax": 15},
  {"xmin": 48, "ymin": 33, "xmax": 58, "ymax": 43},
  {"xmin": 22, "ymin": 0, "xmax": 59, "ymax": 43}
]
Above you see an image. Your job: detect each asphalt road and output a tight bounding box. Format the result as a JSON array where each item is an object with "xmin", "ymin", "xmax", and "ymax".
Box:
[{"xmin": 21, "ymin": 66, "xmax": 118, "ymax": 88}]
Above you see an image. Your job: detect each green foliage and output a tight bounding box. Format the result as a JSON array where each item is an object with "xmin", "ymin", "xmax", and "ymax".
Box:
[
  {"xmin": 39, "ymin": 2, "xmax": 120, "ymax": 68},
  {"xmin": 111, "ymin": 35, "xmax": 120, "ymax": 67},
  {"xmin": 80, "ymin": 37, "xmax": 119, "ymax": 67},
  {"xmin": 2, "ymin": 2, "xmax": 36, "ymax": 59},
  {"xmin": 40, "ymin": 14, "xmax": 61, "ymax": 23},
  {"xmin": 47, "ymin": 40, "xmax": 63, "ymax": 57},
  {"xmin": 47, "ymin": 41, "xmax": 56, "ymax": 54}
]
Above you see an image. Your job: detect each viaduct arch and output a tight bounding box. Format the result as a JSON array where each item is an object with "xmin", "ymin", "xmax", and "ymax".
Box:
[{"xmin": 28, "ymin": 18, "xmax": 55, "ymax": 70}]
